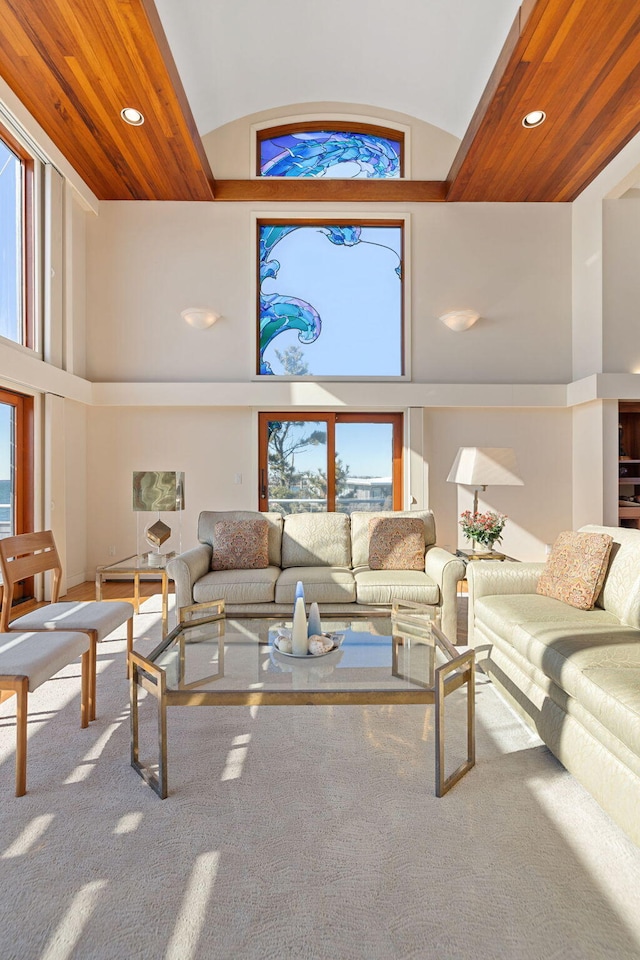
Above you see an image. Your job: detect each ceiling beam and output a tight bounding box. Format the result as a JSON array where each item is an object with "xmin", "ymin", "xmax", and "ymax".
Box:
[{"xmin": 214, "ymin": 180, "xmax": 448, "ymax": 202}]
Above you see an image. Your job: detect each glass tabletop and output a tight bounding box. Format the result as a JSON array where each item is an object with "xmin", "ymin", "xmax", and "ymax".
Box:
[
  {"xmin": 98, "ymin": 552, "xmax": 175, "ymax": 573},
  {"xmin": 144, "ymin": 604, "xmax": 459, "ymax": 696}
]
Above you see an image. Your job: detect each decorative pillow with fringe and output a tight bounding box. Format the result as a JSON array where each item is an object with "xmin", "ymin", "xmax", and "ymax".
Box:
[{"xmin": 537, "ymin": 531, "xmax": 613, "ymax": 610}]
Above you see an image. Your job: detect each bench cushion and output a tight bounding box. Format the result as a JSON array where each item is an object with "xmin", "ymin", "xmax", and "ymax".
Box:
[
  {"xmin": 0, "ymin": 631, "xmax": 90, "ymax": 692},
  {"xmin": 10, "ymin": 601, "xmax": 134, "ymax": 642}
]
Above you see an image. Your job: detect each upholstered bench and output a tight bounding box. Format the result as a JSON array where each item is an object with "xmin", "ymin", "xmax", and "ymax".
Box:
[{"xmin": 0, "ymin": 630, "xmax": 92, "ymax": 796}]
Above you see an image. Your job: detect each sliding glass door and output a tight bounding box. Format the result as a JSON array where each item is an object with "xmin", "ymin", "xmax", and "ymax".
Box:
[{"xmin": 258, "ymin": 412, "xmax": 402, "ymax": 514}]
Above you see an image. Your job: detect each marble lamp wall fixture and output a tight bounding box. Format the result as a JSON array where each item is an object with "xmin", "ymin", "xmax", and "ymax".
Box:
[
  {"xmin": 439, "ymin": 309, "xmax": 480, "ymax": 332},
  {"xmin": 132, "ymin": 471, "xmax": 185, "ymax": 565},
  {"xmin": 181, "ymin": 307, "xmax": 220, "ymax": 329}
]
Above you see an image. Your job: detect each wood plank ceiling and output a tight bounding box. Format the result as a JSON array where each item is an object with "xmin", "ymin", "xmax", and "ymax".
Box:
[
  {"xmin": 447, "ymin": 0, "xmax": 640, "ymax": 201},
  {"xmin": 0, "ymin": 0, "xmax": 215, "ymax": 200},
  {"xmin": 0, "ymin": 0, "xmax": 638, "ymax": 202}
]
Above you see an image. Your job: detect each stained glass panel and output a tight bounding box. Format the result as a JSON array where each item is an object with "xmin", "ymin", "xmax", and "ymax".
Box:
[
  {"xmin": 258, "ymin": 221, "xmax": 403, "ymax": 377},
  {"xmin": 259, "ymin": 130, "xmax": 401, "ymax": 179}
]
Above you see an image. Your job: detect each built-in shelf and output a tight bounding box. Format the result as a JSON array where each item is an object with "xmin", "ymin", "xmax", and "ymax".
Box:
[{"xmin": 618, "ymin": 405, "xmax": 640, "ymax": 528}]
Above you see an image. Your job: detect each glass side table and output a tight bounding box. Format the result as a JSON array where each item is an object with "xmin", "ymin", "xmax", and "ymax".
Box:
[{"xmin": 96, "ymin": 552, "xmax": 174, "ymax": 637}]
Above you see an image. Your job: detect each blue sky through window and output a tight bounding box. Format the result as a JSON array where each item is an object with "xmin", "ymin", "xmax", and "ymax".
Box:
[{"xmin": 0, "ymin": 138, "xmax": 21, "ymax": 345}]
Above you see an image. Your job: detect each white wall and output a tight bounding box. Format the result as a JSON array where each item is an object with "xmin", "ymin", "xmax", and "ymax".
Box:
[
  {"xmin": 86, "ymin": 406, "xmax": 255, "ymax": 573},
  {"xmin": 603, "ymin": 198, "xmax": 640, "ymax": 374},
  {"xmin": 424, "ymin": 407, "xmax": 573, "ymax": 561},
  {"xmin": 85, "ymin": 199, "xmax": 572, "ymax": 385},
  {"xmin": 64, "ymin": 400, "xmax": 88, "ymax": 587}
]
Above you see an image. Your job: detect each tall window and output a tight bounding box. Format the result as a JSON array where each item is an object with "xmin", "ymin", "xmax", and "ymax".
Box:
[
  {"xmin": 259, "ymin": 412, "xmax": 402, "ymax": 514},
  {"xmin": 0, "ymin": 388, "xmax": 34, "ymax": 601},
  {"xmin": 258, "ymin": 123, "xmax": 403, "ymax": 179},
  {"xmin": 0, "ymin": 125, "xmax": 33, "ymax": 348},
  {"xmin": 258, "ymin": 219, "xmax": 404, "ymax": 377}
]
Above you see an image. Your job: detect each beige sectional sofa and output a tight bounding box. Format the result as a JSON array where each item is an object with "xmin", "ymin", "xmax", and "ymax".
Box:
[
  {"xmin": 167, "ymin": 509, "xmax": 465, "ymax": 640},
  {"xmin": 467, "ymin": 524, "xmax": 640, "ymax": 846}
]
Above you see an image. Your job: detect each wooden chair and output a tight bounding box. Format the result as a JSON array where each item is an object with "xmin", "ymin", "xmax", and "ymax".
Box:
[
  {"xmin": 0, "ymin": 630, "xmax": 91, "ymax": 795},
  {"xmin": 0, "ymin": 532, "xmax": 134, "ymax": 721}
]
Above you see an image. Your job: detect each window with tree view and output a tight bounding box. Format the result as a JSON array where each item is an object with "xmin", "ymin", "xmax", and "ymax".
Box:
[
  {"xmin": 258, "ymin": 220, "xmax": 404, "ymax": 377},
  {"xmin": 258, "ymin": 413, "xmax": 402, "ymax": 514}
]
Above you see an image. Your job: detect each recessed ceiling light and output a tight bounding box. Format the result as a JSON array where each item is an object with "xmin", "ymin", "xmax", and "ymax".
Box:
[
  {"xmin": 120, "ymin": 107, "xmax": 144, "ymax": 126},
  {"xmin": 522, "ymin": 110, "xmax": 546, "ymax": 128}
]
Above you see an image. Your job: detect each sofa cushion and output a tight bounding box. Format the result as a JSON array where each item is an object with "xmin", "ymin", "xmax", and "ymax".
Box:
[
  {"xmin": 211, "ymin": 518, "xmax": 269, "ymax": 571},
  {"xmin": 351, "ymin": 510, "xmax": 436, "ymax": 569},
  {"xmin": 368, "ymin": 517, "xmax": 425, "ymax": 570},
  {"xmin": 354, "ymin": 568, "xmax": 440, "ymax": 606},
  {"xmin": 198, "ymin": 511, "xmax": 283, "ymax": 567},
  {"xmin": 275, "ymin": 566, "xmax": 356, "ymax": 604},
  {"xmin": 281, "ymin": 513, "xmax": 351, "ymax": 568},
  {"xmin": 536, "ymin": 531, "xmax": 613, "ymax": 610},
  {"xmin": 580, "ymin": 525, "xmax": 640, "ymax": 627},
  {"xmin": 193, "ymin": 566, "xmax": 280, "ymax": 605},
  {"xmin": 508, "ymin": 621, "xmax": 640, "ymax": 759},
  {"xmin": 475, "ymin": 594, "xmax": 620, "ymax": 644}
]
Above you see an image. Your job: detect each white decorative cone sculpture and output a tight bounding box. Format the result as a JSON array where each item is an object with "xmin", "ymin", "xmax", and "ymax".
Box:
[
  {"xmin": 292, "ymin": 598, "xmax": 308, "ymax": 656},
  {"xmin": 307, "ymin": 602, "xmax": 322, "ymax": 637}
]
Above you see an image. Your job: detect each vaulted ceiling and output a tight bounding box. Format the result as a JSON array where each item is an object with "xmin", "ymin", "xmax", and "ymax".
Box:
[{"xmin": 0, "ymin": 0, "xmax": 638, "ymax": 202}]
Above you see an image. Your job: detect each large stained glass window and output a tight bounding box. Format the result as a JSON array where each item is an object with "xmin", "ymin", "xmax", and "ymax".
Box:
[
  {"xmin": 258, "ymin": 220, "xmax": 404, "ymax": 378},
  {"xmin": 258, "ymin": 125, "xmax": 402, "ymax": 179}
]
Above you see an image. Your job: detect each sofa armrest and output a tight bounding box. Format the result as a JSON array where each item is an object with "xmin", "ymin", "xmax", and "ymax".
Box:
[
  {"xmin": 425, "ymin": 547, "xmax": 466, "ymax": 642},
  {"xmin": 167, "ymin": 545, "xmax": 212, "ymax": 614},
  {"xmin": 466, "ymin": 561, "xmax": 546, "ymax": 645}
]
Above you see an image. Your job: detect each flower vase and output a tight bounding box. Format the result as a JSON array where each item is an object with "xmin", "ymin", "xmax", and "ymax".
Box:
[{"xmin": 292, "ymin": 598, "xmax": 308, "ymax": 656}]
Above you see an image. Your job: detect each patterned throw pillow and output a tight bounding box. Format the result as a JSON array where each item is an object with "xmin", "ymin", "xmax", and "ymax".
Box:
[
  {"xmin": 212, "ymin": 519, "xmax": 269, "ymax": 571},
  {"xmin": 536, "ymin": 531, "xmax": 613, "ymax": 610},
  {"xmin": 368, "ymin": 517, "xmax": 425, "ymax": 571}
]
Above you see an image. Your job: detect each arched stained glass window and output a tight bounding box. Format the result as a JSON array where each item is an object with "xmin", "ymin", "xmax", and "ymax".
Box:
[{"xmin": 257, "ymin": 123, "xmax": 403, "ymax": 179}]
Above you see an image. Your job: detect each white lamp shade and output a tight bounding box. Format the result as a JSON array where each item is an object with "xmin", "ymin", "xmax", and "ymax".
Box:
[
  {"xmin": 439, "ymin": 309, "xmax": 480, "ymax": 332},
  {"xmin": 447, "ymin": 447, "xmax": 523, "ymax": 487},
  {"xmin": 181, "ymin": 307, "xmax": 220, "ymax": 329}
]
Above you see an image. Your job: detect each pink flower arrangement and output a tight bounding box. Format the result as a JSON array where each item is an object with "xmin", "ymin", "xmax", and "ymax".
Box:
[{"xmin": 459, "ymin": 509, "xmax": 507, "ymax": 547}]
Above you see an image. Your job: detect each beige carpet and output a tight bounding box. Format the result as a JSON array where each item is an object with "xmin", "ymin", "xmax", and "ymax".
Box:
[{"xmin": 1, "ymin": 597, "xmax": 640, "ymax": 960}]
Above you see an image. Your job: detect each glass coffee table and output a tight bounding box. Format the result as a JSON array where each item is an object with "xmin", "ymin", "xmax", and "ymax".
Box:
[{"xmin": 130, "ymin": 600, "xmax": 475, "ymax": 799}]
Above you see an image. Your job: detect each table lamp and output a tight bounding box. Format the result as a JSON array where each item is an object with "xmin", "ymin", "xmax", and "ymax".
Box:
[
  {"xmin": 447, "ymin": 447, "xmax": 523, "ymax": 516},
  {"xmin": 132, "ymin": 471, "xmax": 185, "ymax": 565}
]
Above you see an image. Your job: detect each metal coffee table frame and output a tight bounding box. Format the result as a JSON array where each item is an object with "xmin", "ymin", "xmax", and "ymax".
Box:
[{"xmin": 130, "ymin": 600, "xmax": 475, "ymax": 799}]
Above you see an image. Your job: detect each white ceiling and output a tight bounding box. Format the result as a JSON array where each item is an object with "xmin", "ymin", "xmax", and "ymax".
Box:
[{"xmin": 155, "ymin": 0, "xmax": 522, "ymax": 139}]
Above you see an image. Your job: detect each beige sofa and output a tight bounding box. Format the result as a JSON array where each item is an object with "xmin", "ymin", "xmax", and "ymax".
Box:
[
  {"xmin": 167, "ymin": 509, "xmax": 465, "ymax": 640},
  {"xmin": 467, "ymin": 524, "xmax": 640, "ymax": 846}
]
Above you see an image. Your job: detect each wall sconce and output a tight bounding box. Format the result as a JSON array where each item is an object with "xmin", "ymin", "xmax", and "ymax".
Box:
[
  {"xmin": 181, "ymin": 307, "xmax": 221, "ymax": 329},
  {"xmin": 439, "ymin": 309, "xmax": 480, "ymax": 332}
]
